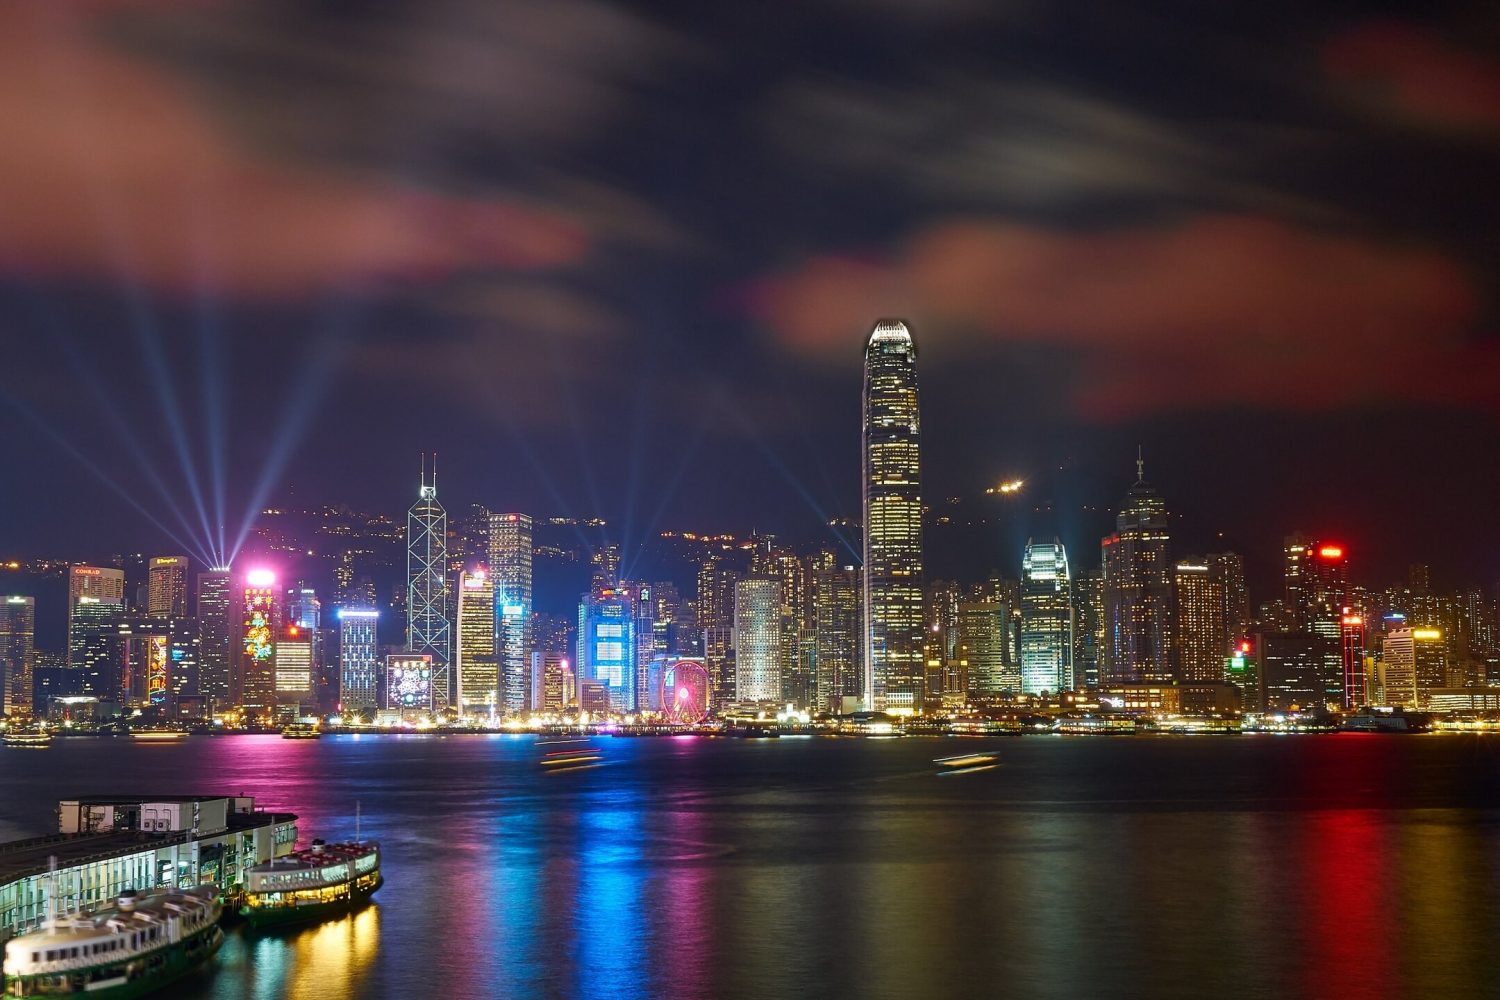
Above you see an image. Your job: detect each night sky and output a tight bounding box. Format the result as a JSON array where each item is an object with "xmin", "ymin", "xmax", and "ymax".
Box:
[{"xmin": 2, "ymin": 0, "xmax": 1498, "ymax": 596}]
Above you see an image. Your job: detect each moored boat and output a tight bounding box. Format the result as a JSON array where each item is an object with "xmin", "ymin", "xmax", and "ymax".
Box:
[
  {"xmin": 240, "ymin": 839, "xmax": 381, "ymax": 929},
  {"xmin": 1, "ymin": 884, "xmax": 223, "ymax": 999},
  {"xmin": 279, "ymin": 723, "xmax": 322, "ymax": 740}
]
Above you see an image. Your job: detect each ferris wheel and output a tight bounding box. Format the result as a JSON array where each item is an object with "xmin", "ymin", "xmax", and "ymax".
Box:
[{"xmin": 660, "ymin": 659, "xmax": 712, "ymax": 725}]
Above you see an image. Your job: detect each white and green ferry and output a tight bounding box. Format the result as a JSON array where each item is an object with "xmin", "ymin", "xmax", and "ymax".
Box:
[{"xmin": 1, "ymin": 884, "xmax": 222, "ymax": 998}]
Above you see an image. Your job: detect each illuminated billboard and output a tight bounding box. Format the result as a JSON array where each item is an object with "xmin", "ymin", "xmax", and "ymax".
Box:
[{"xmin": 386, "ymin": 655, "xmax": 434, "ymax": 711}]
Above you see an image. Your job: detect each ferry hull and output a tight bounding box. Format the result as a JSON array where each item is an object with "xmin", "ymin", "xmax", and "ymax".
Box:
[
  {"xmin": 3, "ymin": 926, "xmax": 221, "ymax": 1000},
  {"xmin": 240, "ymin": 875, "xmax": 382, "ymax": 929}
]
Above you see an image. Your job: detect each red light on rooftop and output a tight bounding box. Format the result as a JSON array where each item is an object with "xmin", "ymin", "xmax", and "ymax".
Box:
[
  {"xmin": 1318, "ymin": 546, "xmax": 1344, "ymax": 559},
  {"xmin": 1342, "ymin": 615, "xmax": 1362, "ymax": 626},
  {"xmin": 1239, "ymin": 640, "xmax": 1252, "ymax": 653}
]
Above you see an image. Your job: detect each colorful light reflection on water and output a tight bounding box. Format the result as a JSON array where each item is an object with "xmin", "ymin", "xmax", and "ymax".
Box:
[{"xmin": 1, "ymin": 734, "xmax": 1498, "ymax": 999}]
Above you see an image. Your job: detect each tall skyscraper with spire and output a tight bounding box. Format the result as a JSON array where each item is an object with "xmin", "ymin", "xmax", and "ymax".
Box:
[
  {"xmin": 1101, "ymin": 451, "xmax": 1174, "ymax": 684},
  {"xmin": 407, "ymin": 455, "xmax": 451, "ymax": 713},
  {"xmin": 861, "ymin": 318, "xmax": 924, "ymax": 713}
]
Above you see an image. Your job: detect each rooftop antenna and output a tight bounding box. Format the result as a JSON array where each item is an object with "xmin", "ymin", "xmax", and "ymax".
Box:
[
  {"xmin": 419, "ymin": 452, "xmax": 427, "ymax": 493},
  {"xmin": 1136, "ymin": 445, "xmax": 1145, "ymax": 484},
  {"xmin": 432, "ymin": 452, "xmax": 438, "ymax": 494}
]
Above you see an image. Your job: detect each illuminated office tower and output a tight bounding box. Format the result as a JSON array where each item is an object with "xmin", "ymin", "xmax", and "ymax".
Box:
[
  {"xmin": 530, "ymin": 652, "xmax": 574, "ymax": 713},
  {"xmin": 195, "ymin": 569, "xmax": 233, "ymax": 710},
  {"xmin": 1, "ymin": 596, "xmax": 36, "ymax": 716},
  {"xmin": 1174, "ymin": 560, "xmax": 1226, "ymax": 683},
  {"xmin": 285, "ymin": 585, "xmax": 322, "ymax": 629},
  {"xmin": 577, "ymin": 588, "xmax": 637, "ymax": 712},
  {"xmin": 1101, "ymin": 454, "xmax": 1173, "ymax": 684},
  {"xmin": 239, "ymin": 570, "xmax": 280, "ymax": 714},
  {"xmin": 1207, "ymin": 552, "xmax": 1251, "ymax": 645},
  {"xmin": 488, "ymin": 513, "xmax": 533, "ymax": 714},
  {"xmin": 861, "ymin": 318, "xmax": 924, "ymax": 714},
  {"xmin": 146, "ymin": 557, "xmax": 189, "ymax": 618},
  {"xmin": 456, "ymin": 568, "xmax": 499, "ymax": 718},
  {"xmin": 958, "ymin": 601, "xmax": 1007, "ymax": 699},
  {"xmin": 386, "ymin": 653, "xmax": 435, "ymax": 716},
  {"xmin": 1306, "ymin": 544, "xmax": 1348, "ymax": 698},
  {"xmin": 698, "ymin": 556, "xmax": 740, "ymax": 706},
  {"xmin": 1340, "ymin": 609, "xmax": 1366, "ymax": 709},
  {"xmin": 1020, "ymin": 539, "xmax": 1073, "ymax": 695},
  {"xmin": 338, "ymin": 610, "xmax": 380, "ymax": 713},
  {"xmin": 734, "ymin": 578, "xmax": 782, "ymax": 703},
  {"xmin": 1257, "ymin": 631, "xmax": 1337, "ymax": 712},
  {"xmin": 1410, "ymin": 627, "xmax": 1450, "ymax": 705},
  {"xmin": 1071, "ymin": 569, "xmax": 1104, "ymax": 689},
  {"xmin": 67, "ymin": 566, "xmax": 125, "ymax": 668},
  {"xmin": 273, "ymin": 626, "xmax": 314, "ymax": 722},
  {"xmin": 591, "ymin": 542, "xmax": 620, "ymax": 591},
  {"xmin": 1281, "ymin": 534, "xmax": 1315, "ymax": 630},
  {"xmin": 812, "ymin": 562, "xmax": 862, "ymax": 713},
  {"xmin": 407, "ymin": 456, "xmax": 451, "ymax": 712},
  {"xmin": 1378, "ymin": 627, "xmax": 1422, "ymax": 708}
]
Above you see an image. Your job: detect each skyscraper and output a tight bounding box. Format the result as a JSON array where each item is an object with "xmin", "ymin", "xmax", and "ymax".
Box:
[
  {"xmin": 734, "ymin": 578, "xmax": 782, "ymax": 703},
  {"xmin": 958, "ymin": 601, "xmax": 1008, "ymax": 699},
  {"xmin": 338, "ymin": 609, "xmax": 380, "ymax": 714},
  {"xmin": 239, "ymin": 569, "xmax": 280, "ymax": 714},
  {"xmin": 1174, "ymin": 559, "xmax": 1226, "ymax": 683},
  {"xmin": 577, "ymin": 588, "xmax": 636, "ymax": 712},
  {"xmin": 1, "ymin": 596, "xmax": 36, "ymax": 717},
  {"xmin": 1101, "ymin": 454, "xmax": 1173, "ymax": 684},
  {"xmin": 812, "ymin": 561, "xmax": 862, "ymax": 713},
  {"xmin": 273, "ymin": 626, "xmax": 314, "ymax": 722},
  {"xmin": 1020, "ymin": 539, "xmax": 1073, "ymax": 695},
  {"xmin": 195, "ymin": 569, "xmax": 233, "ymax": 711},
  {"xmin": 1071, "ymin": 569, "xmax": 1105, "ymax": 690},
  {"xmin": 407, "ymin": 456, "xmax": 451, "ymax": 713},
  {"xmin": 698, "ymin": 556, "xmax": 740, "ymax": 707},
  {"xmin": 146, "ymin": 557, "xmax": 189, "ymax": 618},
  {"xmin": 861, "ymin": 319, "xmax": 924, "ymax": 714},
  {"xmin": 1340, "ymin": 609, "xmax": 1366, "ymax": 709},
  {"xmin": 67, "ymin": 566, "xmax": 125, "ymax": 668},
  {"xmin": 456, "ymin": 568, "xmax": 498, "ymax": 718},
  {"xmin": 488, "ymin": 513, "xmax": 533, "ymax": 714}
]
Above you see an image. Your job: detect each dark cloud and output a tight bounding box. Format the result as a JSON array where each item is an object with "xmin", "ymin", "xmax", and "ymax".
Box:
[
  {"xmin": 1324, "ymin": 20, "xmax": 1500, "ymax": 131},
  {"xmin": 753, "ymin": 214, "xmax": 1491, "ymax": 418}
]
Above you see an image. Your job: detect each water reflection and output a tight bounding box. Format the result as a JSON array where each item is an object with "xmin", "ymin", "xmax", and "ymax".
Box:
[{"xmin": 214, "ymin": 905, "xmax": 380, "ymax": 1000}]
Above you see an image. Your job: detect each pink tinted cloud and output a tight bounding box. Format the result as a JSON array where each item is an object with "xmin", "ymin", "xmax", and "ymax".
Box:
[
  {"xmin": 0, "ymin": 2, "xmax": 586, "ymax": 295},
  {"xmin": 1324, "ymin": 20, "xmax": 1500, "ymax": 129},
  {"xmin": 754, "ymin": 215, "xmax": 1494, "ymax": 418}
]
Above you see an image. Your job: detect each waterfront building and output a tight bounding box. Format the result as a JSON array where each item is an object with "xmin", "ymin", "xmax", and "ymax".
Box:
[
  {"xmin": 1382, "ymin": 626, "xmax": 1449, "ymax": 707},
  {"xmin": 1101, "ymin": 454, "xmax": 1173, "ymax": 684},
  {"xmin": 1, "ymin": 595, "xmax": 36, "ymax": 717},
  {"xmin": 239, "ymin": 570, "xmax": 279, "ymax": 716},
  {"xmin": 812, "ymin": 561, "xmax": 862, "ymax": 713},
  {"xmin": 1071, "ymin": 569, "xmax": 1104, "ymax": 690},
  {"xmin": 1020, "ymin": 539, "xmax": 1073, "ymax": 696},
  {"xmin": 1282, "ymin": 534, "xmax": 1314, "ymax": 630},
  {"xmin": 862, "ymin": 319, "xmax": 924, "ymax": 714},
  {"xmin": 273, "ymin": 626, "xmax": 314, "ymax": 722},
  {"xmin": 456, "ymin": 568, "xmax": 499, "ymax": 718},
  {"xmin": 530, "ymin": 651, "xmax": 574, "ymax": 713},
  {"xmin": 734, "ymin": 578, "xmax": 782, "ymax": 703},
  {"xmin": 1174, "ymin": 559, "xmax": 1226, "ymax": 683},
  {"xmin": 406, "ymin": 456, "xmax": 451, "ymax": 712},
  {"xmin": 195, "ymin": 569, "xmax": 233, "ymax": 710},
  {"xmin": 1341, "ymin": 609, "xmax": 1366, "ymax": 709},
  {"xmin": 576, "ymin": 588, "xmax": 637, "ymax": 712},
  {"xmin": 146, "ymin": 556, "xmax": 189, "ymax": 618},
  {"xmin": 1256, "ymin": 631, "xmax": 1339, "ymax": 712},
  {"xmin": 67, "ymin": 566, "xmax": 125, "ymax": 669},
  {"xmin": 697, "ymin": 556, "xmax": 740, "ymax": 707},
  {"xmin": 958, "ymin": 601, "xmax": 1008, "ymax": 698},
  {"xmin": 338, "ymin": 610, "xmax": 380, "ymax": 714},
  {"xmin": 385, "ymin": 653, "xmax": 435, "ymax": 716},
  {"xmin": 488, "ymin": 513, "xmax": 533, "ymax": 716},
  {"xmin": 0, "ymin": 795, "xmax": 297, "ymax": 939}
]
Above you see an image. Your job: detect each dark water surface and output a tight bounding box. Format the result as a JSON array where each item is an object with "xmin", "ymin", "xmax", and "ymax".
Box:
[{"xmin": 3, "ymin": 734, "xmax": 1500, "ymax": 999}]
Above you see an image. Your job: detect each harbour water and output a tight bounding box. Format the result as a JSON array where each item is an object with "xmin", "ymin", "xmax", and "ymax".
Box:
[{"xmin": 3, "ymin": 734, "xmax": 1499, "ymax": 999}]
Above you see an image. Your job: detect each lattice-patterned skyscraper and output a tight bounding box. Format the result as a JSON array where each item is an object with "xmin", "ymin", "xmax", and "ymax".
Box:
[
  {"xmin": 407, "ymin": 455, "xmax": 451, "ymax": 712},
  {"xmin": 861, "ymin": 319, "xmax": 924, "ymax": 714}
]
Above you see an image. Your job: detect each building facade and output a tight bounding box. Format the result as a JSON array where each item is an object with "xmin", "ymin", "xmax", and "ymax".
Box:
[
  {"xmin": 456, "ymin": 568, "xmax": 499, "ymax": 718},
  {"xmin": 862, "ymin": 319, "xmax": 924, "ymax": 714},
  {"xmin": 488, "ymin": 513, "xmax": 533, "ymax": 716},
  {"xmin": 406, "ymin": 458, "xmax": 451, "ymax": 712},
  {"xmin": 338, "ymin": 610, "xmax": 380, "ymax": 713},
  {"xmin": 1020, "ymin": 539, "xmax": 1073, "ymax": 696},
  {"xmin": 1101, "ymin": 457, "xmax": 1173, "ymax": 684},
  {"xmin": 734, "ymin": 578, "xmax": 783, "ymax": 703}
]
